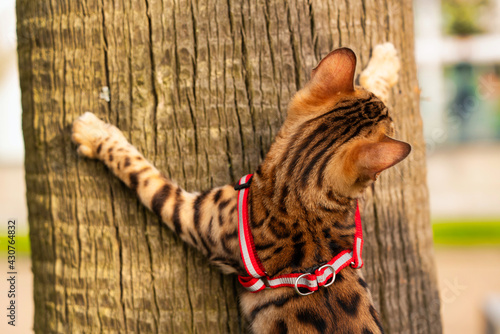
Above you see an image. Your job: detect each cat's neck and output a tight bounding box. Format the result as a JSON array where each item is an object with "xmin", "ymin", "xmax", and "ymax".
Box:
[
  {"xmin": 247, "ymin": 167, "xmax": 358, "ymax": 276},
  {"xmin": 250, "ymin": 159, "xmax": 356, "ymax": 219}
]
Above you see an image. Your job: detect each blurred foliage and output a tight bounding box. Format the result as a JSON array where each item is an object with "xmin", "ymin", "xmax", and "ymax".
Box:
[
  {"xmin": 433, "ymin": 220, "xmax": 500, "ymax": 245},
  {"xmin": 442, "ymin": 0, "xmax": 489, "ymax": 36}
]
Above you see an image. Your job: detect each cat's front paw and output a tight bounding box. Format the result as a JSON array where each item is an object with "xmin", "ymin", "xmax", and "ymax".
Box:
[
  {"xmin": 359, "ymin": 42, "xmax": 400, "ymax": 103},
  {"xmin": 72, "ymin": 112, "xmax": 121, "ymax": 159}
]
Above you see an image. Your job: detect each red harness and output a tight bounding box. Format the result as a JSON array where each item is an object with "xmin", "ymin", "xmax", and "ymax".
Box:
[{"xmin": 236, "ymin": 174, "xmax": 364, "ymax": 295}]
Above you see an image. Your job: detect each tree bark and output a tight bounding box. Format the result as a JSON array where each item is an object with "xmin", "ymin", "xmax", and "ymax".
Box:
[{"xmin": 18, "ymin": 0, "xmax": 442, "ymax": 333}]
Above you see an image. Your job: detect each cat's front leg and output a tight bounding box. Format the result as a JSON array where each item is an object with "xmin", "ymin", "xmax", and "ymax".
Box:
[
  {"xmin": 72, "ymin": 112, "xmax": 166, "ymax": 204},
  {"xmin": 359, "ymin": 42, "xmax": 400, "ymax": 103},
  {"xmin": 72, "ymin": 112, "xmax": 243, "ymax": 274}
]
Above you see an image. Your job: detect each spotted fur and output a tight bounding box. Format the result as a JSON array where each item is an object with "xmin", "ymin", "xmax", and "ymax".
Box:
[{"xmin": 72, "ymin": 44, "xmax": 409, "ymax": 333}]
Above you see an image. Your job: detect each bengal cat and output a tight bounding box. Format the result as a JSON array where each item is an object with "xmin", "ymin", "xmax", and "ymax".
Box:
[{"xmin": 72, "ymin": 43, "xmax": 410, "ymax": 333}]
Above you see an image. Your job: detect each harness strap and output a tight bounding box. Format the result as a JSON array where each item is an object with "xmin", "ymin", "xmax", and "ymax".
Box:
[
  {"xmin": 237, "ymin": 174, "xmax": 266, "ymax": 279},
  {"xmin": 236, "ymin": 174, "xmax": 364, "ymax": 295},
  {"xmin": 351, "ymin": 204, "xmax": 364, "ymax": 269}
]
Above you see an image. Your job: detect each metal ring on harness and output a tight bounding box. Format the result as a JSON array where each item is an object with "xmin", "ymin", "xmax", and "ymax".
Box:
[
  {"xmin": 318, "ymin": 264, "xmax": 336, "ymax": 287},
  {"xmin": 294, "ymin": 273, "xmax": 315, "ymax": 296},
  {"xmin": 294, "ymin": 264, "xmax": 337, "ymax": 296}
]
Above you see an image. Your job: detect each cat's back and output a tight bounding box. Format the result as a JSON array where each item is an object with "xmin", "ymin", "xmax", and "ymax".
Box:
[{"xmin": 240, "ymin": 268, "xmax": 384, "ymax": 334}]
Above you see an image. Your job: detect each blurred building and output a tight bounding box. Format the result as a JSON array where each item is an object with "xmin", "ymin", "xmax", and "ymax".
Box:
[
  {"xmin": 0, "ymin": 0, "xmax": 26, "ymax": 236},
  {"xmin": 0, "ymin": 0, "xmax": 22, "ymax": 165},
  {"xmin": 416, "ymin": 0, "xmax": 500, "ymax": 148},
  {"xmin": 415, "ymin": 3, "xmax": 500, "ymax": 333},
  {"xmin": 415, "ymin": 0, "xmax": 500, "ymax": 219}
]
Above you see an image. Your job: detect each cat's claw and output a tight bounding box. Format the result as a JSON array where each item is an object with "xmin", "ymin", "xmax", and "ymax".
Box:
[
  {"xmin": 72, "ymin": 112, "xmax": 119, "ymax": 159},
  {"xmin": 359, "ymin": 42, "xmax": 400, "ymax": 103}
]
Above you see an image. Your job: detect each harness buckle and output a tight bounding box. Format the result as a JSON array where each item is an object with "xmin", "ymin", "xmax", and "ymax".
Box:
[
  {"xmin": 293, "ymin": 265, "xmax": 336, "ymax": 296},
  {"xmin": 234, "ymin": 175, "xmax": 253, "ymax": 190}
]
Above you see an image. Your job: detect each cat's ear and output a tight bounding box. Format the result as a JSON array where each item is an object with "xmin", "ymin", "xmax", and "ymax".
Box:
[
  {"xmin": 309, "ymin": 48, "xmax": 357, "ymax": 97},
  {"xmin": 352, "ymin": 136, "xmax": 411, "ymax": 181}
]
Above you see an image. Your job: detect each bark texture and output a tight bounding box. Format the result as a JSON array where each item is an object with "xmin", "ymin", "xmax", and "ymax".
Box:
[{"xmin": 18, "ymin": 0, "xmax": 442, "ymax": 333}]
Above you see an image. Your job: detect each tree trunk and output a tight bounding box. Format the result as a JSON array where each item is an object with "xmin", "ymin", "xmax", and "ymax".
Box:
[{"xmin": 18, "ymin": 0, "xmax": 441, "ymax": 333}]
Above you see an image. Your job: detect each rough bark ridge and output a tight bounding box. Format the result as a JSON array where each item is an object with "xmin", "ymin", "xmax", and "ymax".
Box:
[{"xmin": 18, "ymin": 0, "xmax": 442, "ymax": 333}]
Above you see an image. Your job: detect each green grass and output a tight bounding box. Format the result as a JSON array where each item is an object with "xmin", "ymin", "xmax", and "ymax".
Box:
[
  {"xmin": 0, "ymin": 234, "xmax": 31, "ymax": 255},
  {"xmin": 432, "ymin": 220, "xmax": 500, "ymax": 245}
]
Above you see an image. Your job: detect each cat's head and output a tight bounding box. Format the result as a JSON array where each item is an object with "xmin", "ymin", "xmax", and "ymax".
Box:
[{"xmin": 275, "ymin": 48, "xmax": 410, "ymax": 199}]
